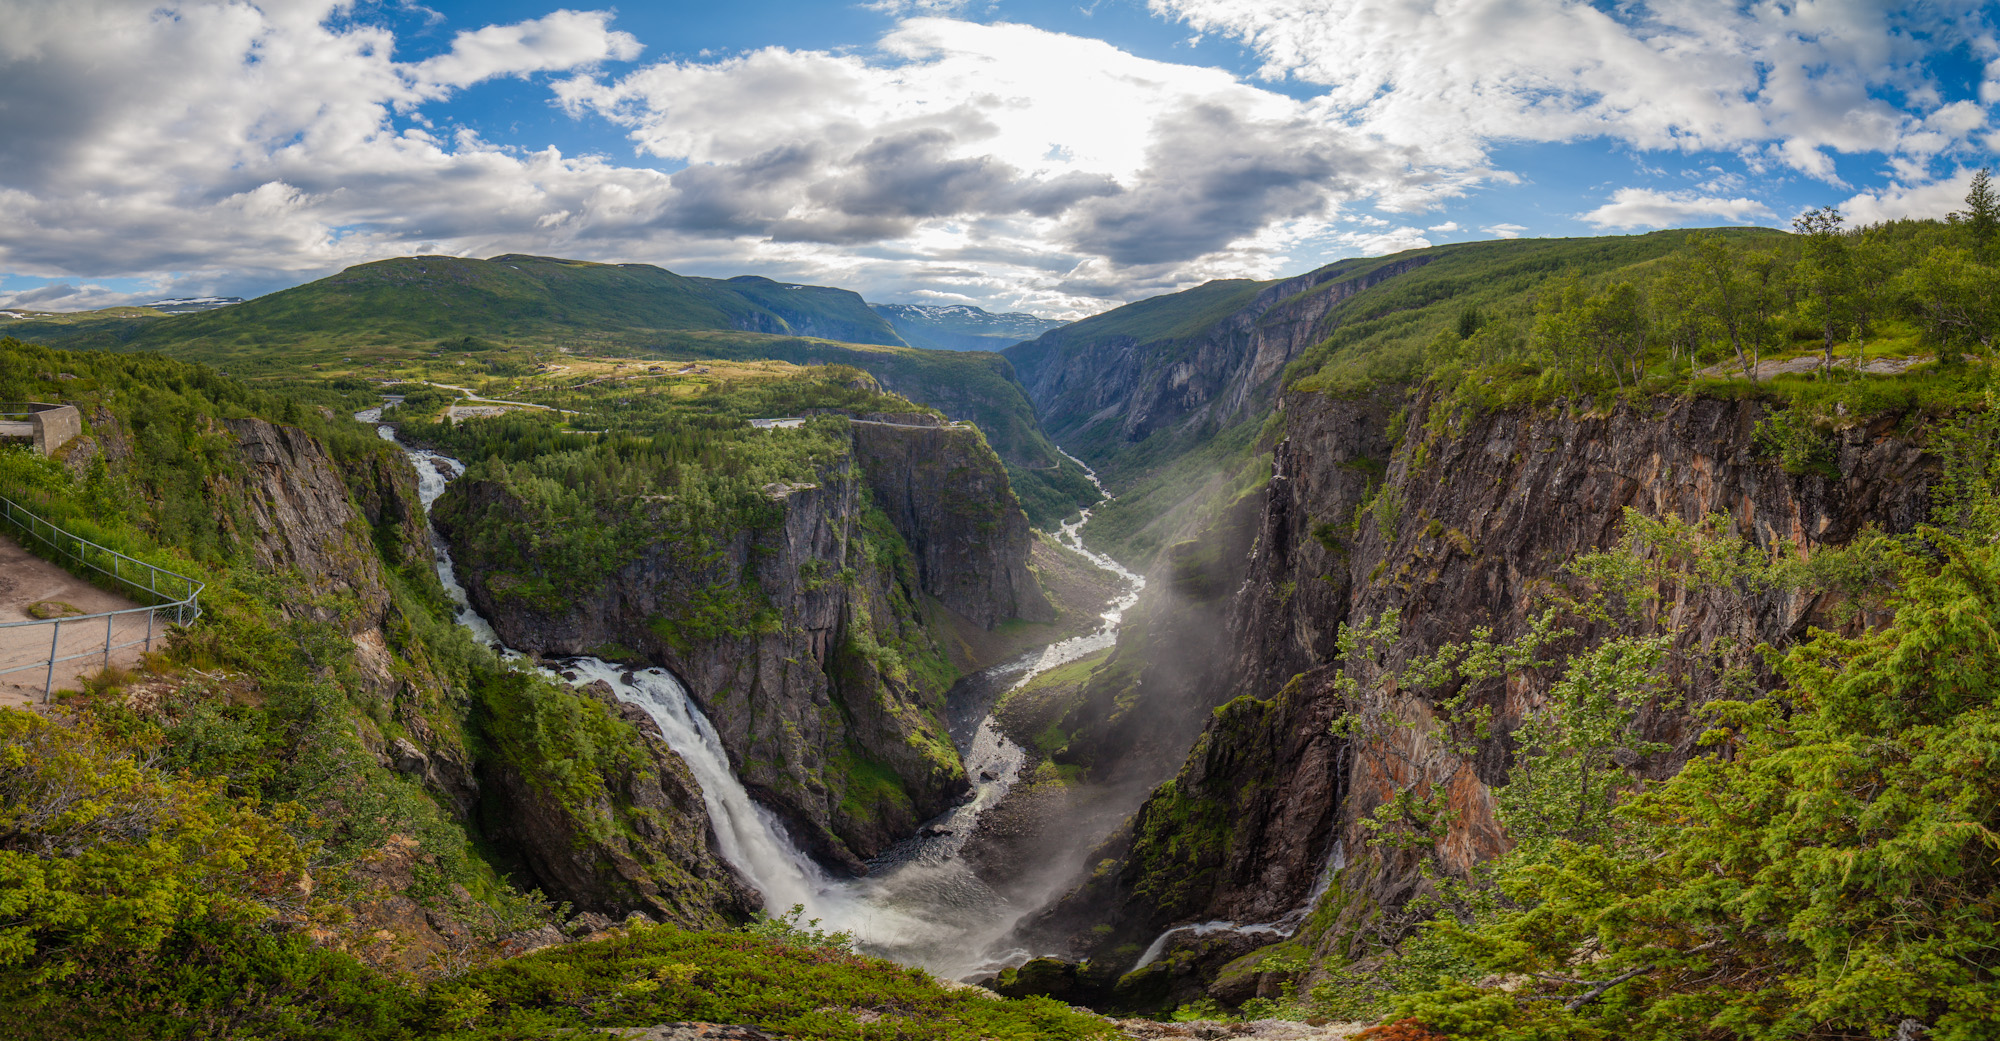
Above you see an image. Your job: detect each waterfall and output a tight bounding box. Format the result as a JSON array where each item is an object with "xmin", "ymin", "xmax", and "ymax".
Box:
[
  {"xmin": 359, "ymin": 406, "xmax": 1144, "ymax": 978},
  {"xmin": 1129, "ymin": 838, "xmax": 1350, "ymax": 973},
  {"xmin": 361, "ymin": 409, "xmax": 821, "ymax": 909}
]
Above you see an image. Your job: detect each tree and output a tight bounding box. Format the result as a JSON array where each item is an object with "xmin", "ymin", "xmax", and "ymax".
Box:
[
  {"xmin": 1681, "ymin": 232, "xmax": 1774, "ymax": 382},
  {"xmin": 1790, "ymin": 207, "xmax": 1854, "ymax": 374},
  {"xmin": 1896, "ymin": 245, "xmax": 1999, "ymax": 368},
  {"xmin": 1952, "ymin": 167, "xmax": 1998, "ymax": 256},
  {"xmin": 1394, "ymin": 456, "xmax": 2000, "ymax": 1040}
]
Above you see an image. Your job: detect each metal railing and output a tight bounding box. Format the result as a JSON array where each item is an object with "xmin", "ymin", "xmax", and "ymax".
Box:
[{"xmin": 0, "ymin": 495, "xmax": 204, "ymax": 699}]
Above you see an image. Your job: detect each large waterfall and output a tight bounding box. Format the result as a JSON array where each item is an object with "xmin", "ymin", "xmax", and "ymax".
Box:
[{"xmin": 362, "ymin": 409, "xmax": 1141, "ymax": 978}]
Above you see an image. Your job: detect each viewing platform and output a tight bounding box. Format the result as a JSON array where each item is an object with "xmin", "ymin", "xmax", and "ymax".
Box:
[{"xmin": 0, "ymin": 402, "xmax": 82, "ymax": 456}]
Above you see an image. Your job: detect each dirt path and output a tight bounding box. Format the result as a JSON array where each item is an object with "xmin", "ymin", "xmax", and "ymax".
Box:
[{"xmin": 0, "ymin": 533, "xmax": 146, "ymax": 707}]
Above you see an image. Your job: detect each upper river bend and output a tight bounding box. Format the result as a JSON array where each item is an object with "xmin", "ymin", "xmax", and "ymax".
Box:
[{"xmin": 359, "ymin": 407, "xmax": 1143, "ymax": 979}]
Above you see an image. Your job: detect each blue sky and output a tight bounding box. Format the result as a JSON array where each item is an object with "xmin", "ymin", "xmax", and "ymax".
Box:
[{"xmin": 0, "ymin": 0, "xmax": 1995, "ymax": 318}]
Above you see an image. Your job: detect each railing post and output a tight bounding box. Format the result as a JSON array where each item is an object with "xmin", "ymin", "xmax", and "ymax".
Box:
[
  {"xmin": 146, "ymin": 607, "xmax": 154, "ymax": 652},
  {"xmin": 105, "ymin": 612, "xmax": 113, "ymax": 668},
  {"xmin": 45, "ymin": 619, "xmax": 59, "ymax": 700}
]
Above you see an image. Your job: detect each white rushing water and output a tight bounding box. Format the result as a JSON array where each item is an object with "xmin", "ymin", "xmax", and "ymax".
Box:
[
  {"xmin": 1128, "ymin": 839, "xmax": 1349, "ymax": 973},
  {"xmin": 360, "ymin": 407, "xmax": 1144, "ymax": 978}
]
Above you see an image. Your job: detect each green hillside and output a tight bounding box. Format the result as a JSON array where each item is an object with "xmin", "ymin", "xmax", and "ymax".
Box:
[
  {"xmin": 9, "ymin": 254, "xmax": 903, "ymax": 356},
  {"xmin": 690, "ymin": 274, "xmax": 905, "ymax": 345},
  {"xmin": 4, "ymin": 254, "xmax": 1096, "ymax": 525}
]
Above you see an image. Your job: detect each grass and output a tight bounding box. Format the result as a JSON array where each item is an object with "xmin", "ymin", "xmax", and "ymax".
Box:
[{"xmin": 431, "ymin": 920, "xmax": 1118, "ymax": 1040}]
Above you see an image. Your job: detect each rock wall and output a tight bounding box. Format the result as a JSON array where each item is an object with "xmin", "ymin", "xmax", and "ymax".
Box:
[
  {"xmin": 1007, "ymin": 257, "xmax": 1430, "ymax": 463},
  {"xmin": 850, "ymin": 420, "xmax": 1052, "ymax": 628},
  {"xmin": 1040, "ymin": 389, "xmax": 1939, "ymax": 971},
  {"xmin": 478, "ymin": 680, "xmax": 760, "ymax": 927},
  {"xmin": 223, "ymin": 417, "xmax": 396, "ymax": 633},
  {"xmin": 437, "ymin": 418, "xmax": 1051, "ymax": 869}
]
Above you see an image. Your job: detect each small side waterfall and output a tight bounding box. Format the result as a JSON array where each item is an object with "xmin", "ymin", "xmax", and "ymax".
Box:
[
  {"xmin": 362, "ymin": 407, "xmax": 1145, "ymax": 978},
  {"xmin": 1129, "ymin": 839, "xmax": 1349, "ymax": 973}
]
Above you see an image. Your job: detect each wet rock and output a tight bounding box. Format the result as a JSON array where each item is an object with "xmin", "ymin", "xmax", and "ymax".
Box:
[
  {"xmin": 991, "ymin": 957, "xmax": 1081, "ymax": 1001},
  {"xmin": 387, "ymin": 737, "xmax": 429, "ymax": 776},
  {"xmin": 563, "ymin": 912, "xmax": 618, "ymax": 937}
]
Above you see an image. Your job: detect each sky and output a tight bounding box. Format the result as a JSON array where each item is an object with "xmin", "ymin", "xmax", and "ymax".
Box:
[{"xmin": 0, "ymin": 1, "xmax": 1996, "ymax": 319}]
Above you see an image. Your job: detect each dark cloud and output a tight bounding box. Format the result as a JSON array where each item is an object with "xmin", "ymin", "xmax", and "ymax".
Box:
[{"xmin": 1061, "ymin": 102, "xmax": 1372, "ymax": 265}]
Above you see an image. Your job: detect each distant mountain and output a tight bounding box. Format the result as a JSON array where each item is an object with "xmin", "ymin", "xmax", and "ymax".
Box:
[
  {"xmin": 143, "ymin": 296, "xmax": 243, "ymax": 314},
  {"xmin": 6, "ymin": 254, "xmax": 907, "ymax": 355},
  {"xmin": 164, "ymin": 254, "xmax": 909, "ymax": 350},
  {"xmin": 868, "ymin": 302, "xmax": 1067, "ymax": 352}
]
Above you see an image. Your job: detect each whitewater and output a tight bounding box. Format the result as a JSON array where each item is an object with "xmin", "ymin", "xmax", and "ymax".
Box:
[{"xmin": 359, "ymin": 407, "xmax": 1142, "ymax": 978}]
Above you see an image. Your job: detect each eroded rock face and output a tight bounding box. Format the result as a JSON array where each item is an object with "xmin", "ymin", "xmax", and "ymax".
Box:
[
  {"xmin": 1007, "ymin": 258, "xmax": 1431, "ymax": 457},
  {"xmin": 224, "ymin": 417, "xmax": 396, "ymax": 633},
  {"xmin": 436, "ymin": 420, "xmax": 1050, "ymax": 867},
  {"xmin": 479, "ymin": 681, "xmax": 760, "ymax": 928},
  {"xmin": 1045, "ymin": 389, "xmax": 1938, "ymax": 967}
]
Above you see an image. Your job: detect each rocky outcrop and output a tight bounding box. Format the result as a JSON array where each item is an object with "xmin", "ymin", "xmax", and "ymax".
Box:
[
  {"xmin": 222, "ymin": 417, "xmax": 394, "ymax": 632},
  {"xmin": 213, "ymin": 416, "xmax": 753, "ymax": 928},
  {"xmin": 1041, "ymin": 389, "xmax": 1939, "ymax": 975},
  {"xmin": 436, "ymin": 418, "xmax": 1052, "ymax": 868},
  {"xmin": 478, "ymin": 681, "xmax": 760, "ymax": 928},
  {"xmin": 850, "ymin": 419, "xmax": 1052, "ymax": 628}
]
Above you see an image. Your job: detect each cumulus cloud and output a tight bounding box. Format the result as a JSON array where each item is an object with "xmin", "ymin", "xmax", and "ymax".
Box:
[
  {"xmin": 0, "ymin": 0, "xmax": 669, "ymax": 299},
  {"xmin": 412, "ymin": 9, "xmax": 642, "ymax": 91},
  {"xmin": 555, "ymin": 18, "xmax": 1461, "ymax": 309},
  {"xmin": 1482, "ymin": 223, "xmax": 1528, "ymax": 239},
  {"xmin": 1148, "ymin": 0, "xmax": 1995, "ymax": 179},
  {"xmin": 1580, "ymin": 189, "xmax": 1777, "ymax": 229},
  {"xmin": 1841, "ymin": 167, "xmax": 1987, "ymax": 225}
]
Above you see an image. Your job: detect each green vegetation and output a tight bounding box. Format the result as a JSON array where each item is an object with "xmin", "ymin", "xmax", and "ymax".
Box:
[
  {"xmin": 420, "ymin": 367, "xmax": 908, "ymax": 604},
  {"xmin": 1257, "ymin": 392, "xmax": 2000, "ymax": 1037},
  {"xmin": 0, "ymin": 337, "xmax": 1110, "ymax": 1037},
  {"xmin": 1289, "ymin": 208, "xmax": 1998, "ymax": 425},
  {"xmin": 427, "ymin": 914, "xmax": 1116, "ymax": 1040},
  {"xmin": 2, "ymin": 253, "xmax": 1099, "ymax": 526},
  {"xmin": 9, "ymin": 255, "xmax": 903, "ymax": 356}
]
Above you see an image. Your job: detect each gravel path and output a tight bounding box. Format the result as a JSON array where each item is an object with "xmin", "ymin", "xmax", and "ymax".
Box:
[{"xmin": 0, "ymin": 533, "xmax": 145, "ymax": 707}]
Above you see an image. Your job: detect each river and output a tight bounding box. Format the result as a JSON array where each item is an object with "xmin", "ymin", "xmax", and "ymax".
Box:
[{"xmin": 358, "ymin": 408, "xmax": 1142, "ymax": 979}]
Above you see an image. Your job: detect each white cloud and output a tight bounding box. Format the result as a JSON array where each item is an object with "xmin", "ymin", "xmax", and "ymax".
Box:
[
  {"xmin": 1147, "ymin": 0, "xmax": 1995, "ymax": 181},
  {"xmin": 0, "ymin": 0, "xmax": 667, "ymax": 300},
  {"xmin": 5, "ymin": 1, "xmax": 1993, "ymax": 319},
  {"xmin": 412, "ymin": 10, "xmax": 641, "ymax": 91},
  {"xmin": 553, "ymin": 18, "xmax": 1460, "ymax": 306},
  {"xmin": 1841, "ymin": 168, "xmax": 1985, "ymax": 225},
  {"xmin": 1579, "ymin": 189, "xmax": 1776, "ymax": 229},
  {"xmin": 1482, "ymin": 223, "xmax": 1527, "ymax": 239},
  {"xmin": 1334, "ymin": 227, "xmax": 1431, "ymax": 255},
  {"xmin": 0, "ymin": 5, "xmax": 1471, "ymax": 316}
]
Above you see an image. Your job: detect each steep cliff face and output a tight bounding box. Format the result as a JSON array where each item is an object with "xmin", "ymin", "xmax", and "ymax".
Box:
[
  {"xmin": 850, "ymin": 417, "xmax": 1051, "ymax": 628},
  {"xmin": 1044, "ymin": 389, "xmax": 1939, "ymax": 970},
  {"xmin": 478, "ymin": 680, "xmax": 760, "ymax": 928},
  {"xmin": 1006, "ymin": 257, "xmax": 1430, "ymax": 470},
  {"xmin": 215, "ymin": 417, "xmax": 756, "ymax": 927},
  {"xmin": 436, "ymin": 418, "xmax": 1053, "ymax": 868},
  {"xmin": 222, "ymin": 417, "xmax": 397, "ymax": 634}
]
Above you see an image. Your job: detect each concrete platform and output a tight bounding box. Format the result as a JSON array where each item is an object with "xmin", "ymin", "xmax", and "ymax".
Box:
[{"xmin": 0, "ymin": 532, "xmax": 147, "ymax": 707}]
